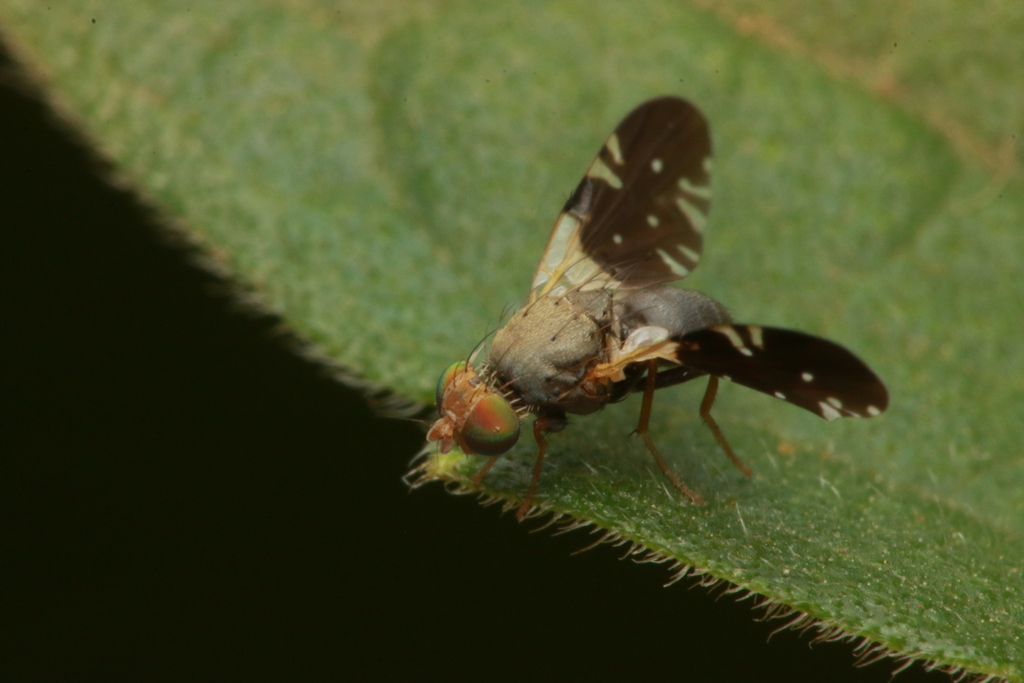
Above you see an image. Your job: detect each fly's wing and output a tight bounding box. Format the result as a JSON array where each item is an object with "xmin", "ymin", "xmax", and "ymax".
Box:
[
  {"xmin": 530, "ymin": 96, "xmax": 712, "ymax": 301},
  {"xmin": 675, "ymin": 325, "xmax": 889, "ymax": 420}
]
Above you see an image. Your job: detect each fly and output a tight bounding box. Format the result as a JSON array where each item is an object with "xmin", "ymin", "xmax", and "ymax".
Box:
[{"xmin": 427, "ymin": 97, "xmax": 888, "ymax": 519}]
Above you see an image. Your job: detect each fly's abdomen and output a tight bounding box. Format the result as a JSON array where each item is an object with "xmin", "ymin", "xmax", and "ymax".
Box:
[{"xmin": 613, "ymin": 286, "xmax": 731, "ymax": 341}]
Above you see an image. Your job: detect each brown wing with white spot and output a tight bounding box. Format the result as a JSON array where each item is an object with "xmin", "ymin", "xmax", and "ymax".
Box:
[
  {"xmin": 531, "ymin": 97, "xmax": 712, "ymax": 301},
  {"xmin": 674, "ymin": 325, "xmax": 889, "ymax": 420}
]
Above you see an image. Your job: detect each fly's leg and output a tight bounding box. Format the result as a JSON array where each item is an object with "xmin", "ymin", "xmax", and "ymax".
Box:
[
  {"xmin": 637, "ymin": 360, "xmax": 705, "ymax": 504},
  {"xmin": 516, "ymin": 418, "xmax": 552, "ymax": 520},
  {"xmin": 699, "ymin": 375, "xmax": 752, "ymax": 477},
  {"xmin": 470, "ymin": 413, "xmax": 560, "ymax": 521},
  {"xmin": 471, "ymin": 456, "xmax": 499, "ymax": 485}
]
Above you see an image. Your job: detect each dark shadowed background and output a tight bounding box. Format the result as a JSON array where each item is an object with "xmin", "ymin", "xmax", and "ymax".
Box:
[{"xmin": 1, "ymin": 45, "xmax": 947, "ymax": 682}]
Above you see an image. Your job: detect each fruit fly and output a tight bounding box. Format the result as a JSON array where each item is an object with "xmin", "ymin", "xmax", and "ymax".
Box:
[{"xmin": 427, "ymin": 96, "xmax": 888, "ymax": 518}]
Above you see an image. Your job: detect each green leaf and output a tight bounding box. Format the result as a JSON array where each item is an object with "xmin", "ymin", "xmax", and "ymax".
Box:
[{"xmin": 5, "ymin": 1, "xmax": 1021, "ymax": 680}]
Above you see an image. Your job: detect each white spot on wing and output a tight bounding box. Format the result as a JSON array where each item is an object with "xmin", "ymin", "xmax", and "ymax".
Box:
[
  {"xmin": 651, "ymin": 158, "xmax": 663, "ymax": 173},
  {"xmin": 818, "ymin": 401, "xmax": 842, "ymax": 421},
  {"xmin": 866, "ymin": 405, "xmax": 881, "ymax": 417},
  {"xmin": 678, "ymin": 177, "xmax": 712, "ymax": 200},
  {"xmin": 702, "ymin": 157, "xmax": 713, "ymax": 174},
  {"xmin": 801, "ymin": 372, "xmax": 814, "ymax": 382},
  {"xmin": 647, "ymin": 214, "xmax": 659, "ymax": 228},
  {"xmin": 748, "ymin": 325, "xmax": 764, "ymax": 349},
  {"xmin": 587, "ymin": 157, "xmax": 623, "ymax": 188},
  {"xmin": 719, "ymin": 327, "xmax": 753, "ymax": 357},
  {"xmin": 675, "ymin": 196, "xmax": 708, "ymax": 233},
  {"xmin": 774, "ymin": 391, "xmax": 786, "ymax": 399},
  {"xmin": 679, "ymin": 245, "xmax": 700, "ymax": 263},
  {"xmin": 605, "ymin": 134, "xmax": 624, "ymax": 165},
  {"xmin": 827, "ymin": 397, "xmax": 843, "ymax": 409},
  {"xmin": 613, "ymin": 234, "xmax": 623, "ymax": 245},
  {"xmin": 655, "ymin": 248, "xmax": 690, "ymax": 277}
]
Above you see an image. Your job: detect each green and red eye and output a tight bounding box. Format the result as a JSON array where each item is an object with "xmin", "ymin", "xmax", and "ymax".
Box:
[
  {"xmin": 461, "ymin": 394, "xmax": 520, "ymax": 455},
  {"xmin": 435, "ymin": 361, "xmax": 468, "ymax": 409}
]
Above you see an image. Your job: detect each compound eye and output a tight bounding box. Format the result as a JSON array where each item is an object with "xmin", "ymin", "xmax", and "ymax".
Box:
[
  {"xmin": 461, "ymin": 394, "xmax": 520, "ymax": 455},
  {"xmin": 435, "ymin": 361, "xmax": 468, "ymax": 409}
]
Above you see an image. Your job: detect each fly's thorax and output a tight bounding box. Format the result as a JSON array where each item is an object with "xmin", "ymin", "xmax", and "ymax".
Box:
[
  {"xmin": 489, "ymin": 291, "xmax": 613, "ymax": 412},
  {"xmin": 612, "ymin": 286, "xmax": 731, "ymax": 340}
]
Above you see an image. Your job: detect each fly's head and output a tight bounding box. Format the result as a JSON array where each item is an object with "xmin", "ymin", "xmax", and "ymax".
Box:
[{"xmin": 427, "ymin": 360, "xmax": 521, "ymax": 457}]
